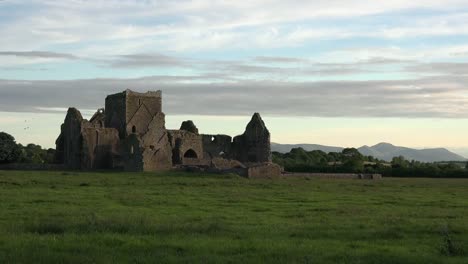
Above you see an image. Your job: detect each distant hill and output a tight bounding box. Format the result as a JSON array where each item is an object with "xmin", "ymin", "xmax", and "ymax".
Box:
[
  {"xmin": 272, "ymin": 142, "xmax": 467, "ymax": 162},
  {"xmin": 271, "ymin": 143, "xmax": 343, "ymax": 154},
  {"xmin": 357, "ymin": 143, "xmax": 467, "ymax": 162}
]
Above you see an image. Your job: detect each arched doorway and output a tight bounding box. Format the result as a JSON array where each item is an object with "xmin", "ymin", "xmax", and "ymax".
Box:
[{"xmin": 183, "ymin": 149, "xmax": 198, "ymax": 158}]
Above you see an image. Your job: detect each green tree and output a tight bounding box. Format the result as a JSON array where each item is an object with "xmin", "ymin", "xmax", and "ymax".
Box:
[
  {"xmin": 19, "ymin": 144, "xmax": 47, "ymax": 164},
  {"xmin": 391, "ymin": 156, "xmax": 409, "ymax": 168},
  {"xmin": 341, "ymin": 148, "xmax": 364, "ymax": 172},
  {"xmin": 0, "ymin": 132, "xmax": 21, "ymax": 164}
]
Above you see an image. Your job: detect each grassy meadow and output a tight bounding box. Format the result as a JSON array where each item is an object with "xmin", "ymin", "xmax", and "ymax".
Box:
[{"xmin": 0, "ymin": 170, "xmax": 467, "ymax": 263}]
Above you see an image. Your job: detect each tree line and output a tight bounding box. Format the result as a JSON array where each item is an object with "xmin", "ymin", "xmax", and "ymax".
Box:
[
  {"xmin": 2, "ymin": 131, "xmax": 467, "ymax": 177},
  {"xmin": 272, "ymin": 147, "xmax": 468, "ymax": 178},
  {"xmin": 0, "ymin": 132, "xmax": 56, "ymax": 165}
]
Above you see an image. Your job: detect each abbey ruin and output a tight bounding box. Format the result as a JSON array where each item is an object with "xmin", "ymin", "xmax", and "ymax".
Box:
[{"xmin": 55, "ymin": 90, "xmax": 281, "ymax": 177}]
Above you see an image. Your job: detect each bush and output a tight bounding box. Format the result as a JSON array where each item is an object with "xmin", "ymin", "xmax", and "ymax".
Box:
[{"xmin": 0, "ymin": 132, "xmax": 21, "ymax": 164}]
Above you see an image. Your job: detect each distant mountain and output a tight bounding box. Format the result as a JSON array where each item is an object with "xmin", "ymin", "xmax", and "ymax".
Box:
[
  {"xmin": 357, "ymin": 143, "xmax": 467, "ymax": 162},
  {"xmin": 271, "ymin": 143, "xmax": 343, "ymax": 154},
  {"xmin": 272, "ymin": 142, "xmax": 467, "ymax": 162}
]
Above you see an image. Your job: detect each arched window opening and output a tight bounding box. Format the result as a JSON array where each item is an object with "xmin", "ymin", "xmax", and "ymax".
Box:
[
  {"xmin": 211, "ymin": 136, "xmax": 216, "ymax": 142},
  {"xmin": 132, "ymin": 125, "xmax": 136, "ymax": 133},
  {"xmin": 130, "ymin": 145, "xmax": 134, "ymax": 155},
  {"xmin": 183, "ymin": 149, "xmax": 198, "ymax": 158}
]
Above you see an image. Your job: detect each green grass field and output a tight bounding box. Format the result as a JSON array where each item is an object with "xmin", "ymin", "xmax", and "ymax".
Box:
[{"xmin": 0, "ymin": 170, "xmax": 467, "ymax": 263}]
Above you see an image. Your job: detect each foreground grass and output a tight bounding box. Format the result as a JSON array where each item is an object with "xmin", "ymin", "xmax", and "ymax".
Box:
[{"xmin": 0, "ymin": 170, "xmax": 467, "ymax": 263}]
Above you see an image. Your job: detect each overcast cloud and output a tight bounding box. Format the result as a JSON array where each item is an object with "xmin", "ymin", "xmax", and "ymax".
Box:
[
  {"xmin": 1, "ymin": 74, "xmax": 467, "ymax": 118},
  {"xmin": 1, "ymin": 0, "xmax": 468, "ymax": 119}
]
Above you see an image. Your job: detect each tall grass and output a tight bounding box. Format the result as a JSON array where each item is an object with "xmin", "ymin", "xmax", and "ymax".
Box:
[{"xmin": 0, "ymin": 170, "xmax": 467, "ymax": 263}]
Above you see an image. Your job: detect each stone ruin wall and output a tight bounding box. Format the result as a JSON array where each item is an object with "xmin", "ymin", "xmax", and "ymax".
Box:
[
  {"xmin": 125, "ymin": 90, "xmax": 162, "ymax": 137},
  {"xmin": 167, "ymin": 130, "xmax": 204, "ymax": 165},
  {"xmin": 104, "ymin": 90, "xmax": 163, "ymax": 139},
  {"xmin": 135, "ymin": 112, "xmax": 172, "ymax": 171},
  {"xmin": 247, "ymin": 163, "xmax": 282, "ymax": 179},
  {"xmin": 105, "ymin": 92, "xmax": 127, "ymax": 139},
  {"xmin": 231, "ymin": 113, "xmax": 272, "ymax": 163},
  {"xmin": 201, "ymin": 134, "xmax": 232, "ymax": 160},
  {"xmin": 81, "ymin": 127, "xmax": 119, "ymax": 169},
  {"xmin": 56, "ymin": 90, "xmax": 280, "ymax": 177},
  {"xmin": 56, "ymin": 108, "xmax": 120, "ymax": 170}
]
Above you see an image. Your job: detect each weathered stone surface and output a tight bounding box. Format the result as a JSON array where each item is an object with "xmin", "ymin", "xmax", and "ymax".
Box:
[
  {"xmin": 167, "ymin": 129, "xmax": 203, "ymax": 165},
  {"xmin": 89, "ymin": 108, "xmax": 105, "ymax": 128},
  {"xmin": 81, "ymin": 127, "xmax": 119, "ymax": 169},
  {"xmin": 247, "ymin": 162, "xmax": 281, "ymax": 179},
  {"xmin": 202, "ymin": 134, "xmax": 232, "ymax": 159},
  {"xmin": 140, "ymin": 112, "xmax": 172, "ymax": 171},
  {"xmin": 180, "ymin": 120, "xmax": 199, "ymax": 134},
  {"xmin": 56, "ymin": 90, "xmax": 275, "ymax": 177},
  {"xmin": 211, "ymin": 157, "xmax": 245, "ymax": 170},
  {"xmin": 105, "ymin": 90, "xmax": 162, "ymax": 139},
  {"xmin": 105, "ymin": 91, "xmax": 127, "ymax": 139},
  {"xmin": 121, "ymin": 134, "xmax": 143, "ymax": 171},
  {"xmin": 56, "ymin": 107, "xmax": 121, "ymax": 170},
  {"xmin": 56, "ymin": 107, "xmax": 84, "ymax": 169},
  {"xmin": 232, "ymin": 113, "xmax": 272, "ymax": 163}
]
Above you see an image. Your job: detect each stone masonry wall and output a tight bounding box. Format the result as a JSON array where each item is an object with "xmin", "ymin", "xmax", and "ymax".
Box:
[
  {"xmin": 81, "ymin": 126, "xmax": 120, "ymax": 169},
  {"xmin": 167, "ymin": 130, "xmax": 203, "ymax": 165},
  {"xmin": 105, "ymin": 91, "xmax": 127, "ymax": 139},
  {"xmin": 202, "ymin": 134, "xmax": 232, "ymax": 159},
  {"xmin": 232, "ymin": 113, "xmax": 272, "ymax": 163}
]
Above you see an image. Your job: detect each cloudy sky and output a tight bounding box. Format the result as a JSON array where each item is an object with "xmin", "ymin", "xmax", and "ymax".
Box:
[{"xmin": 1, "ymin": 0, "xmax": 468, "ymax": 156}]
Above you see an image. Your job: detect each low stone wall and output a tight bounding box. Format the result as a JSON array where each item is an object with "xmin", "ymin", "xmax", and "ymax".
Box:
[
  {"xmin": 0, "ymin": 163, "xmax": 65, "ymax": 171},
  {"xmin": 211, "ymin": 158, "xmax": 245, "ymax": 170},
  {"xmin": 182, "ymin": 158, "xmax": 211, "ymax": 166},
  {"xmin": 247, "ymin": 163, "xmax": 282, "ymax": 179},
  {"xmin": 282, "ymin": 172, "xmax": 382, "ymax": 180}
]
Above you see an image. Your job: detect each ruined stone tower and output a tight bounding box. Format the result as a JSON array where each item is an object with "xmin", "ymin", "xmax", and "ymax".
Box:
[
  {"xmin": 105, "ymin": 90, "xmax": 163, "ymax": 139},
  {"xmin": 232, "ymin": 113, "xmax": 272, "ymax": 163},
  {"xmin": 104, "ymin": 90, "xmax": 172, "ymax": 171},
  {"xmin": 55, "ymin": 90, "xmax": 279, "ymax": 177}
]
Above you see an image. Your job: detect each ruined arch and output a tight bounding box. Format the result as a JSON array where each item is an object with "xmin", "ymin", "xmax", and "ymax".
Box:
[{"xmin": 183, "ymin": 149, "xmax": 198, "ymax": 158}]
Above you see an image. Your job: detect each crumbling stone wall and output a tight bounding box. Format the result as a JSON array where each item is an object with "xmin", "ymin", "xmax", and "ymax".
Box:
[
  {"xmin": 232, "ymin": 113, "xmax": 272, "ymax": 163},
  {"xmin": 89, "ymin": 108, "xmax": 105, "ymax": 128},
  {"xmin": 81, "ymin": 127, "xmax": 119, "ymax": 169},
  {"xmin": 102, "ymin": 90, "xmax": 171, "ymax": 171},
  {"xmin": 180, "ymin": 120, "xmax": 199, "ymax": 134},
  {"xmin": 56, "ymin": 108, "xmax": 120, "ymax": 170},
  {"xmin": 202, "ymin": 134, "xmax": 232, "ymax": 159},
  {"xmin": 121, "ymin": 134, "xmax": 144, "ymax": 171},
  {"xmin": 125, "ymin": 90, "xmax": 162, "ymax": 137},
  {"xmin": 210, "ymin": 157, "xmax": 245, "ymax": 170},
  {"xmin": 105, "ymin": 90, "xmax": 162, "ymax": 139},
  {"xmin": 168, "ymin": 129, "xmax": 203, "ymax": 165},
  {"xmin": 56, "ymin": 90, "xmax": 275, "ymax": 177},
  {"xmin": 126, "ymin": 90, "xmax": 162, "ymax": 122},
  {"xmin": 247, "ymin": 163, "xmax": 282, "ymax": 179},
  {"xmin": 138, "ymin": 112, "xmax": 172, "ymax": 171},
  {"xmin": 167, "ymin": 120, "xmax": 206, "ymax": 166},
  {"xmin": 105, "ymin": 91, "xmax": 127, "ymax": 139},
  {"xmin": 56, "ymin": 108, "xmax": 85, "ymax": 169}
]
